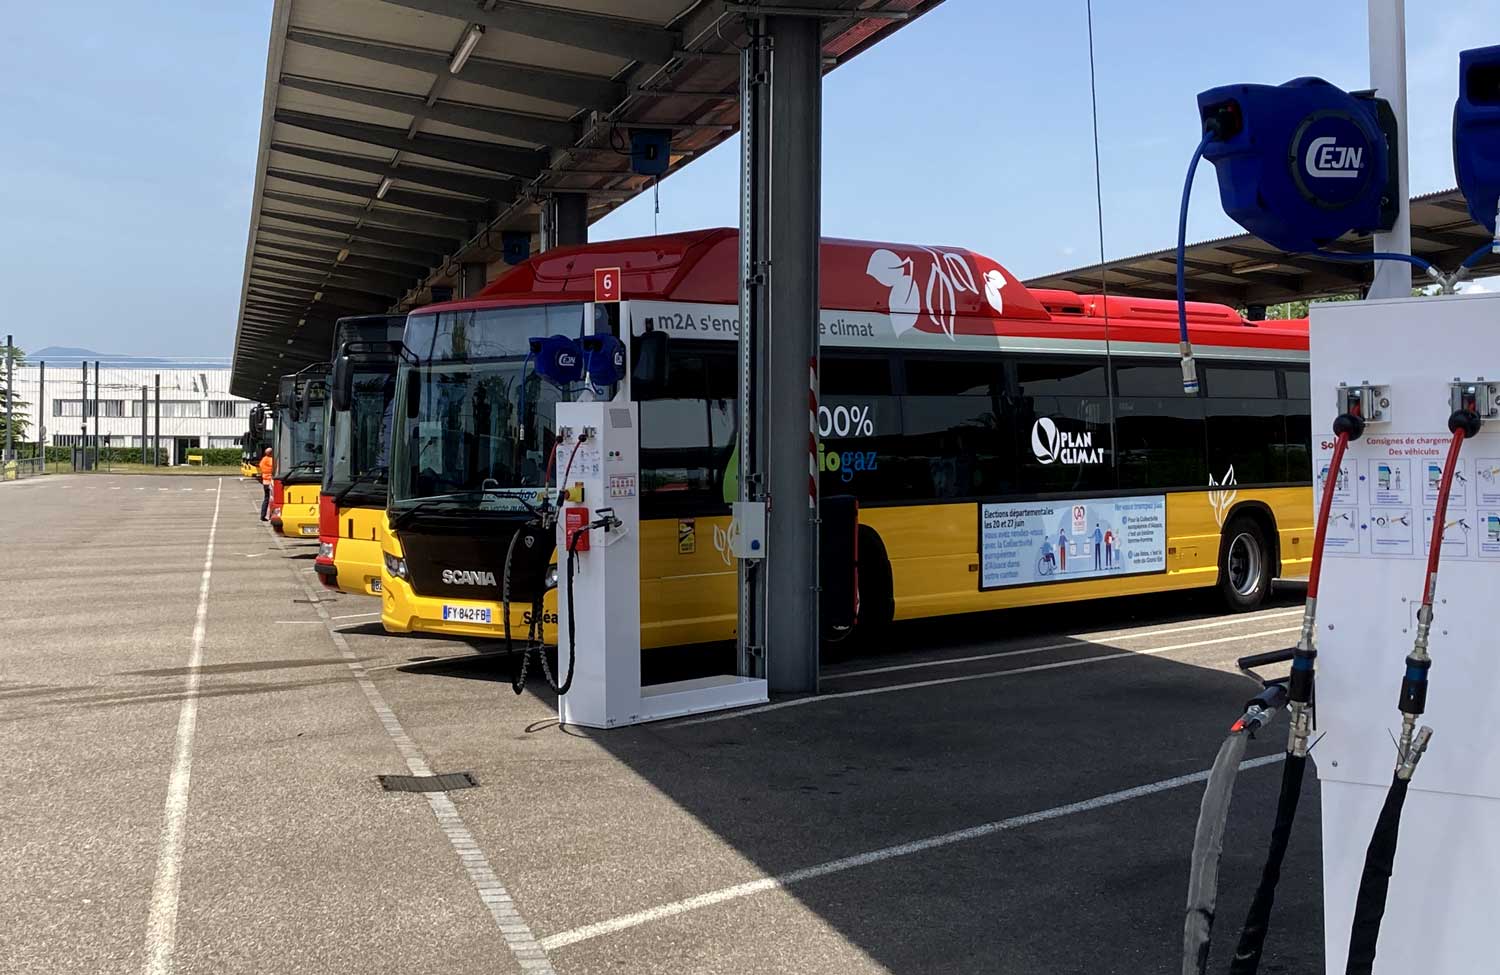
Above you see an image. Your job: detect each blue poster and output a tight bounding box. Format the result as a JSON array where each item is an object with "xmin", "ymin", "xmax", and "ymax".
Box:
[{"xmin": 979, "ymin": 495, "xmax": 1167, "ymax": 590}]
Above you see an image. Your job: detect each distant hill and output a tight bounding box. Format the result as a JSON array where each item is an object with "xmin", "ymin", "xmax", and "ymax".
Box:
[{"xmin": 29, "ymin": 347, "xmax": 230, "ymax": 370}]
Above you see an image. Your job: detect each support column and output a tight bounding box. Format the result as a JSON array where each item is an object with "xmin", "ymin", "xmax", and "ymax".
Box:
[
  {"xmin": 141, "ymin": 386, "xmax": 148, "ymax": 457},
  {"xmin": 459, "ymin": 262, "xmax": 488, "ymax": 299},
  {"xmin": 153, "ymin": 374, "xmax": 161, "ymax": 466},
  {"xmin": 80, "ymin": 361, "xmax": 88, "ymax": 465},
  {"xmin": 540, "ymin": 192, "xmax": 588, "ymax": 251},
  {"xmin": 4, "ymin": 334, "xmax": 13, "ymax": 461},
  {"xmin": 1368, "ymin": 0, "xmax": 1412, "ymax": 298},
  {"xmin": 37, "ymin": 361, "xmax": 45, "ymax": 459},
  {"xmin": 738, "ymin": 15, "xmax": 823, "ymax": 694}
]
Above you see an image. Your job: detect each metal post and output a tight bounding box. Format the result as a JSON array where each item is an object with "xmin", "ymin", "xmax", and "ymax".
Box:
[
  {"xmin": 93, "ymin": 360, "xmax": 102, "ymax": 465},
  {"xmin": 81, "ymin": 360, "xmax": 88, "ymax": 467},
  {"xmin": 737, "ymin": 17, "xmax": 773, "ymax": 683},
  {"xmin": 764, "ymin": 15, "xmax": 822, "ymax": 693},
  {"xmin": 153, "ymin": 374, "xmax": 161, "ymax": 466},
  {"xmin": 141, "ymin": 386, "xmax": 148, "ymax": 461},
  {"xmin": 1368, "ymin": 0, "xmax": 1412, "ymax": 298},
  {"xmin": 459, "ymin": 262, "xmax": 487, "ymax": 299},
  {"xmin": 37, "ymin": 361, "xmax": 45, "ymax": 465},
  {"xmin": 4, "ymin": 333, "xmax": 13, "ymax": 462},
  {"xmin": 553, "ymin": 193, "xmax": 588, "ymax": 248}
]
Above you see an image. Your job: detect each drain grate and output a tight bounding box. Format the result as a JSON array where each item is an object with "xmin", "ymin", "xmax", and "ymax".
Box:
[{"xmin": 378, "ymin": 772, "xmax": 479, "ymax": 793}]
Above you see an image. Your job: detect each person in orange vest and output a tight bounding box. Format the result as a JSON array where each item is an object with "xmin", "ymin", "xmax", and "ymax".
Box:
[{"xmin": 259, "ymin": 447, "xmax": 275, "ymax": 522}]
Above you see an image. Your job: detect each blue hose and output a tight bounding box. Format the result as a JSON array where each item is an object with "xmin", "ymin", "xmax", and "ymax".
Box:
[
  {"xmin": 1176, "ymin": 136, "xmax": 1211, "ymax": 394},
  {"xmin": 1306, "ymin": 249, "xmax": 1436, "ymax": 274},
  {"xmin": 1461, "ymin": 241, "xmax": 1496, "ymax": 270}
]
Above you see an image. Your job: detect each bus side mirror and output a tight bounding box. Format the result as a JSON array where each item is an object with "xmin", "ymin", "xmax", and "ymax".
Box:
[
  {"xmin": 331, "ymin": 354, "xmax": 352, "ymax": 413},
  {"xmin": 632, "ymin": 330, "xmax": 671, "ymax": 398},
  {"xmin": 404, "ymin": 368, "xmax": 421, "ymax": 419}
]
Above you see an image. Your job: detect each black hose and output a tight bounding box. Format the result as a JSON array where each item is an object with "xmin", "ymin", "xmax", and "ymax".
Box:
[
  {"xmin": 1344, "ymin": 774, "xmax": 1410, "ymax": 975},
  {"xmin": 1181, "ymin": 730, "xmax": 1250, "ymax": 975},
  {"xmin": 1227, "ymin": 753, "xmax": 1308, "ymax": 974},
  {"xmin": 543, "ymin": 526, "xmax": 584, "ymax": 697}
]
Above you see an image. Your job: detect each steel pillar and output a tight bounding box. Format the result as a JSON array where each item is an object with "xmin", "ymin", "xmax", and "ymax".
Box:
[
  {"xmin": 737, "ymin": 15, "xmax": 822, "ymax": 694},
  {"xmin": 540, "ymin": 192, "xmax": 588, "ymax": 251},
  {"xmin": 4, "ymin": 334, "xmax": 13, "ymax": 461},
  {"xmin": 141, "ymin": 386, "xmax": 148, "ymax": 455},
  {"xmin": 1368, "ymin": 0, "xmax": 1412, "ymax": 298},
  {"xmin": 459, "ymin": 262, "xmax": 487, "ymax": 298},
  {"xmin": 153, "ymin": 374, "xmax": 161, "ymax": 466}
]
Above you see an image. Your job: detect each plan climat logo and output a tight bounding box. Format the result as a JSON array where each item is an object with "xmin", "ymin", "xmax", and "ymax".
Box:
[{"xmin": 1030, "ymin": 417, "xmax": 1103, "ymax": 465}]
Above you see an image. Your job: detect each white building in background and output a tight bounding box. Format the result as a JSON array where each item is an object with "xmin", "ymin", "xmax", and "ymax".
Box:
[{"xmin": 10, "ymin": 359, "xmax": 261, "ymax": 465}]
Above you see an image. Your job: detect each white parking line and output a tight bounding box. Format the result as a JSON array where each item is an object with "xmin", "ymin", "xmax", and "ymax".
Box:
[
  {"xmin": 331, "ymin": 612, "xmax": 381, "ymax": 620},
  {"xmin": 141, "ymin": 477, "xmax": 222, "ymax": 975},
  {"xmin": 670, "ymin": 626, "xmax": 1299, "ymax": 727},
  {"xmin": 832, "ymin": 607, "xmax": 1301, "ymax": 680},
  {"xmin": 262, "ymin": 506, "xmax": 556, "ymax": 974},
  {"xmin": 538, "ymin": 752, "xmax": 1285, "ymax": 951}
]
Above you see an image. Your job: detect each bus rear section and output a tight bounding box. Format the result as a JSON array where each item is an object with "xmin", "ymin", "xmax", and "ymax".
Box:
[
  {"xmin": 272, "ymin": 368, "xmax": 329, "ymax": 539},
  {"xmin": 316, "ymin": 315, "xmax": 405, "ymax": 595}
]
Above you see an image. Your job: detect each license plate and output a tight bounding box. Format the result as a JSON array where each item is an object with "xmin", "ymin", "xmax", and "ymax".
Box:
[
  {"xmin": 442, "ymin": 604, "xmax": 492, "ymax": 624},
  {"xmin": 369, "ymin": 578, "xmax": 382, "ymax": 593},
  {"xmin": 300, "ymin": 525, "xmax": 319, "ymax": 536}
]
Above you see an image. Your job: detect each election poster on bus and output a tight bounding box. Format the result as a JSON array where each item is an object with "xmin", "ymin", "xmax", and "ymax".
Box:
[{"xmin": 978, "ymin": 495, "xmax": 1167, "ymax": 590}]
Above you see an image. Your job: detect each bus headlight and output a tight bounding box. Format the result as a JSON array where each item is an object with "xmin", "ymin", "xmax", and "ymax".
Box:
[
  {"xmin": 383, "ymin": 552, "xmax": 409, "ymax": 580},
  {"xmin": 544, "ymin": 564, "xmax": 558, "ymax": 590}
]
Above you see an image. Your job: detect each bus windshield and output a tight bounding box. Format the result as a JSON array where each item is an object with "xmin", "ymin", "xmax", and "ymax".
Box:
[
  {"xmin": 276, "ymin": 391, "xmax": 327, "ymax": 481},
  {"xmin": 390, "ymin": 303, "xmax": 585, "ymax": 514},
  {"xmin": 323, "ymin": 366, "xmax": 397, "ymax": 504}
]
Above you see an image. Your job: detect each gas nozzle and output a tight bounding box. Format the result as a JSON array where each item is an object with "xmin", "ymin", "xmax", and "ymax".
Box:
[
  {"xmin": 1180, "ymin": 345, "xmax": 1199, "ymax": 394},
  {"xmin": 1231, "ymin": 683, "xmax": 1289, "ymax": 734}
]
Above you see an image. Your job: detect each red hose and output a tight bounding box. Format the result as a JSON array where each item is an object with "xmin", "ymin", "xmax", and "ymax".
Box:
[
  {"xmin": 1306, "ymin": 431, "xmax": 1351, "ymax": 600},
  {"xmin": 1421, "ymin": 427, "xmax": 1468, "ymax": 606}
]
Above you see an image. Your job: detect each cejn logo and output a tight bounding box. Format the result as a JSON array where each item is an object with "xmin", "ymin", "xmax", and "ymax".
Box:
[
  {"xmin": 442, "ymin": 569, "xmax": 497, "ymax": 586},
  {"xmin": 1030, "ymin": 417, "xmax": 1103, "ymax": 465},
  {"xmin": 557, "ymin": 352, "xmax": 577, "ymax": 368},
  {"xmin": 1304, "ymin": 136, "xmax": 1363, "ymax": 179}
]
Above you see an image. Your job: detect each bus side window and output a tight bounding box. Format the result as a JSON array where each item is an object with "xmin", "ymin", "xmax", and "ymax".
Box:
[
  {"xmin": 1282, "ymin": 366, "xmax": 1312, "ymax": 482},
  {"xmin": 638, "ymin": 343, "xmax": 737, "ymax": 516},
  {"xmin": 1203, "ymin": 364, "xmax": 1286, "ymax": 484},
  {"xmin": 1113, "ymin": 360, "xmax": 1207, "ymax": 490},
  {"xmin": 1014, "ymin": 357, "xmax": 1113, "ymax": 494},
  {"xmin": 820, "ymin": 352, "xmax": 901, "ymax": 500},
  {"xmin": 892, "ymin": 354, "xmax": 1013, "ymax": 500}
]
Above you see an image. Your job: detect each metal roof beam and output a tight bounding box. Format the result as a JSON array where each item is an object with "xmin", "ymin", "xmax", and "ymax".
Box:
[
  {"xmin": 252, "ymin": 266, "xmax": 406, "ymax": 298},
  {"xmin": 262, "ymin": 189, "xmax": 470, "ymax": 238},
  {"xmin": 261, "ymin": 209, "xmax": 455, "ymax": 255},
  {"xmin": 275, "ymin": 110, "xmax": 544, "ymax": 179},
  {"xmin": 255, "ymin": 257, "xmax": 412, "ymax": 293},
  {"xmin": 279, "ymin": 76, "xmax": 577, "ymax": 150},
  {"xmin": 250, "ymin": 275, "xmax": 397, "ymax": 304},
  {"xmin": 257, "ymin": 225, "xmax": 443, "ymax": 267},
  {"xmin": 266, "ymin": 169, "xmax": 494, "ymax": 222},
  {"xmin": 373, "ymin": 0, "xmax": 678, "ymax": 65},
  {"xmin": 272, "ymin": 143, "xmax": 518, "ymax": 201},
  {"xmin": 286, "ymin": 29, "xmax": 622, "ymax": 111},
  {"xmin": 1411, "ymin": 226, "xmax": 1490, "ymax": 249},
  {"xmin": 258, "ymin": 241, "xmax": 429, "ymax": 280}
]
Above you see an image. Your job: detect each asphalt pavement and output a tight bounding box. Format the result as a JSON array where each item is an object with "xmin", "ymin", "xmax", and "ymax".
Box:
[{"xmin": 0, "ymin": 474, "xmax": 1323, "ymax": 974}]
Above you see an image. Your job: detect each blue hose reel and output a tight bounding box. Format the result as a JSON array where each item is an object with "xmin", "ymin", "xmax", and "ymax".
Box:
[
  {"xmin": 1196, "ymin": 77, "xmax": 1398, "ymax": 252},
  {"xmin": 1455, "ymin": 44, "xmax": 1500, "ymax": 236}
]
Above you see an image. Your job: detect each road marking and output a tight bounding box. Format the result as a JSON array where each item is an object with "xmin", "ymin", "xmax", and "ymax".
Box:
[
  {"xmin": 832, "ymin": 607, "xmax": 1301, "ymax": 680},
  {"xmin": 539, "ymin": 752, "xmax": 1285, "ymax": 951},
  {"xmin": 141, "ymin": 477, "xmax": 222, "ymax": 975},
  {"xmin": 331, "ymin": 611, "xmax": 381, "ymax": 620},
  {"xmin": 670, "ymin": 626, "xmax": 1299, "ymax": 727},
  {"xmin": 262, "ymin": 509, "xmax": 555, "ymax": 974}
]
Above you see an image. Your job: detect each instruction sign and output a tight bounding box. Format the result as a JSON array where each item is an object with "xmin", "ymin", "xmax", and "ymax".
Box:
[{"xmin": 979, "ymin": 494, "xmax": 1167, "ymax": 590}]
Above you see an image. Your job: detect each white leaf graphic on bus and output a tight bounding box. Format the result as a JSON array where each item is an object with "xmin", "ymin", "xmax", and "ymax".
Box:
[
  {"xmin": 711, "ymin": 523, "xmax": 733, "ymax": 567},
  {"xmin": 866, "ymin": 248, "xmax": 982, "ymax": 340},
  {"xmin": 1208, "ymin": 465, "xmax": 1238, "ymax": 527},
  {"xmin": 983, "ymin": 268, "xmax": 1007, "ymax": 314}
]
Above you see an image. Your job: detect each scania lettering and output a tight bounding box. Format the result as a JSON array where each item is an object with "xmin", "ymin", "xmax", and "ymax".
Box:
[
  {"xmin": 442, "ymin": 569, "xmax": 498, "ymax": 586},
  {"xmin": 270, "ymin": 368, "xmax": 328, "ymax": 538},
  {"xmin": 380, "ymin": 229, "xmax": 1312, "ymax": 647},
  {"xmin": 315, "ymin": 315, "xmax": 405, "ymax": 595}
]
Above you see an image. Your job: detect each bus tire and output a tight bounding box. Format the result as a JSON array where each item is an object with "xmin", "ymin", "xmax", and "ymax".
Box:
[
  {"xmin": 1218, "ymin": 514, "xmax": 1271, "ymax": 611},
  {"xmin": 849, "ymin": 526, "xmax": 894, "ymax": 650}
]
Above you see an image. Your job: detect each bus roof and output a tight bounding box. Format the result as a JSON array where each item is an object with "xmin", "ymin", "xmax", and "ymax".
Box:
[{"xmin": 412, "ymin": 228, "xmax": 1307, "ymax": 352}]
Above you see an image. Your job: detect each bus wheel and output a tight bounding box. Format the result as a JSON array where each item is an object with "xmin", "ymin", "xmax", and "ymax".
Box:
[
  {"xmin": 1218, "ymin": 515, "xmax": 1270, "ymax": 611},
  {"xmin": 848, "ymin": 526, "xmax": 894, "ymax": 650}
]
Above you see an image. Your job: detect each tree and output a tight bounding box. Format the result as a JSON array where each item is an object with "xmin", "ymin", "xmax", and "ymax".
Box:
[{"xmin": 0, "ymin": 342, "xmax": 30, "ymax": 447}]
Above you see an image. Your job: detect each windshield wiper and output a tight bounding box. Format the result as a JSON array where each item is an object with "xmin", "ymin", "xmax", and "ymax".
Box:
[
  {"xmin": 388, "ymin": 489, "xmax": 541, "ymax": 530},
  {"xmin": 332, "ymin": 469, "xmax": 387, "ymax": 508}
]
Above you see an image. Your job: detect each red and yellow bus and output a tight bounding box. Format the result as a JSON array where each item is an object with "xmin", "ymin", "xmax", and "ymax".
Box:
[{"xmin": 379, "ymin": 229, "xmax": 1310, "ymax": 645}]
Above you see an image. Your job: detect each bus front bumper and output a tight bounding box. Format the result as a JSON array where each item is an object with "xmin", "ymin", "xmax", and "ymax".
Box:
[
  {"xmin": 380, "ymin": 573, "xmax": 557, "ymax": 642},
  {"xmin": 326, "ymin": 535, "xmax": 384, "ymax": 596}
]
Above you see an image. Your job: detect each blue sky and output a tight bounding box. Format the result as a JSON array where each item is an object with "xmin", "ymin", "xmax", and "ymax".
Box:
[{"xmin": 0, "ymin": 0, "xmax": 1490, "ymax": 356}]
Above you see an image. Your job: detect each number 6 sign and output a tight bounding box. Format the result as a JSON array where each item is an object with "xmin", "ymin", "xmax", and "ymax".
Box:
[{"xmin": 594, "ymin": 266, "xmax": 621, "ymax": 303}]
